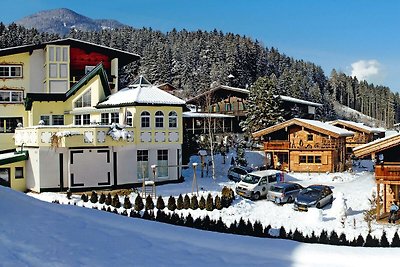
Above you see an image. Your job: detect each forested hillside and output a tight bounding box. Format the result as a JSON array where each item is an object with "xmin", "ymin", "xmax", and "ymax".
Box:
[{"xmin": 1, "ymin": 22, "xmax": 399, "ymax": 126}]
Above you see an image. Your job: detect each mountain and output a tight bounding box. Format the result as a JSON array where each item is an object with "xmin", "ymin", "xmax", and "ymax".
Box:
[{"xmin": 14, "ymin": 8, "xmax": 127, "ymax": 36}]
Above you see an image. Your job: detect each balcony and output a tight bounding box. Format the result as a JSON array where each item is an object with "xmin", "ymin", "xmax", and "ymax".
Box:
[
  {"xmin": 375, "ymin": 163, "xmax": 400, "ymax": 182},
  {"xmin": 264, "ymin": 141, "xmax": 290, "ymax": 150}
]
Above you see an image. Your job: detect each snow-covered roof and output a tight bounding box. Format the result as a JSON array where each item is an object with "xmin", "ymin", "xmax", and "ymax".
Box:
[
  {"xmin": 183, "ymin": 112, "xmax": 234, "ymax": 118},
  {"xmin": 0, "ymin": 151, "xmax": 29, "ymax": 165},
  {"xmin": 295, "ymin": 119, "xmax": 354, "ymax": 136},
  {"xmin": 353, "ymin": 133, "xmax": 400, "ymax": 153},
  {"xmin": 279, "ymin": 95, "xmax": 322, "ymax": 107},
  {"xmin": 97, "ymin": 76, "xmax": 186, "ymax": 107},
  {"xmin": 253, "ymin": 118, "xmax": 354, "ymax": 138},
  {"xmin": 328, "ymin": 119, "xmax": 385, "ymax": 134}
]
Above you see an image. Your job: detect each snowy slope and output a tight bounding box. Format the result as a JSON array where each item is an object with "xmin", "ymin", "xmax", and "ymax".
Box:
[{"xmin": 0, "ymin": 185, "xmax": 399, "ymax": 267}]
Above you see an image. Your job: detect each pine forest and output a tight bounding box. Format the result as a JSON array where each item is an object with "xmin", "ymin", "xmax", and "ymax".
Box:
[{"xmin": 0, "ymin": 22, "xmax": 398, "ymax": 127}]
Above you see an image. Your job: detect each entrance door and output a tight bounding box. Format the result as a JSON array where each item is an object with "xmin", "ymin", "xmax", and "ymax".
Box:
[{"xmin": 0, "ymin": 168, "xmax": 10, "ymax": 187}]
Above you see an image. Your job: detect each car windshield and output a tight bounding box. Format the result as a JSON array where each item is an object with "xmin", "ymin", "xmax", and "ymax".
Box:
[
  {"xmin": 270, "ymin": 185, "xmax": 284, "ymax": 193},
  {"xmin": 242, "ymin": 174, "xmax": 260, "ymax": 184},
  {"xmin": 301, "ymin": 187, "xmax": 321, "ymax": 197}
]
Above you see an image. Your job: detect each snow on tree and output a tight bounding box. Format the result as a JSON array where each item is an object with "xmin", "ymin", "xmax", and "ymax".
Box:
[{"xmin": 240, "ymin": 76, "xmax": 284, "ymax": 134}]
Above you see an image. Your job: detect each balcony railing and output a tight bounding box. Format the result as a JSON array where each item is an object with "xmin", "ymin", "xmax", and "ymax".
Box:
[
  {"xmin": 375, "ymin": 163, "xmax": 400, "ymax": 181},
  {"xmin": 264, "ymin": 141, "xmax": 290, "ymax": 150}
]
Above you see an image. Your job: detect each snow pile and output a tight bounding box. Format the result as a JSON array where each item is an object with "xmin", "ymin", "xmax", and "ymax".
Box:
[
  {"xmin": 55, "ymin": 130, "xmax": 81, "ymax": 137},
  {"xmin": 107, "ymin": 123, "xmax": 132, "ymax": 141}
]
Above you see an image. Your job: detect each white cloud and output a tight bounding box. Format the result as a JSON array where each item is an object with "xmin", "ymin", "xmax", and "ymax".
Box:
[{"xmin": 350, "ymin": 59, "xmax": 384, "ymax": 83}]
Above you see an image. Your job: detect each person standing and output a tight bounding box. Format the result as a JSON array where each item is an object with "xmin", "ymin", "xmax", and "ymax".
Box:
[{"xmin": 389, "ymin": 201, "xmax": 399, "ymax": 224}]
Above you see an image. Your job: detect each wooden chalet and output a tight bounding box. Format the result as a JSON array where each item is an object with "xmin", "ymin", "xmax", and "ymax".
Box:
[
  {"xmin": 329, "ymin": 120, "xmax": 385, "ymax": 158},
  {"xmin": 252, "ymin": 118, "xmax": 354, "ymax": 172},
  {"xmin": 185, "ymin": 84, "xmax": 323, "ymax": 134},
  {"xmin": 353, "ymin": 134, "xmax": 400, "ymax": 219}
]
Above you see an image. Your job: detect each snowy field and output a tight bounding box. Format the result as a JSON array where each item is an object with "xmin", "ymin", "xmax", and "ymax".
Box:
[{"xmin": 2, "ymin": 150, "xmax": 399, "ymax": 266}]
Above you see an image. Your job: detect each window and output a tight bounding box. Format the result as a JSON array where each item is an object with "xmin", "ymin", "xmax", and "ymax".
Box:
[
  {"xmin": 101, "ymin": 113, "xmax": 119, "ymax": 125},
  {"xmin": 238, "ymin": 102, "xmax": 245, "ymax": 111},
  {"xmin": 74, "ymin": 89, "xmax": 91, "ymax": 108},
  {"xmin": 74, "ymin": 114, "xmax": 90, "ymax": 125},
  {"xmin": 49, "ymin": 63, "xmax": 58, "ymax": 78},
  {"xmin": 15, "ymin": 167, "xmax": 24, "ymax": 179},
  {"xmin": 59, "ymin": 64, "xmax": 68, "ymax": 78},
  {"xmin": 0, "ymin": 117, "xmax": 22, "ymax": 133},
  {"xmin": 299, "ymin": 156, "xmax": 307, "ymax": 163},
  {"xmin": 137, "ymin": 150, "xmax": 149, "ymax": 179},
  {"xmin": 307, "ymin": 134, "xmax": 313, "ymax": 141},
  {"xmin": 0, "ymin": 65, "xmax": 22, "ymax": 78},
  {"xmin": 155, "ymin": 111, "xmax": 164, "ymax": 128},
  {"xmin": 168, "ymin": 111, "xmax": 177, "ymax": 128},
  {"xmin": 157, "ymin": 150, "xmax": 168, "ymax": 178},
  {"xmin": 62, "ymin": 47, "xmax": 68, "ymax": 61},
  {"xmin": 0, "ymin": 90, "xmax": 23, "ymax": 103},
  {"xmin": 299, "ymin": 155, "xmax": 322, "ymax": 164},
  {"xmin": 141, "ymin": 111, "xmax": 150, "ymax": 128},
  {"xmin": 225, "ymin": 103, "xmax": 232, "ymax": 111},
  {"xmin": 126, "ymin": 111, "xmax": 133, "ymax": 126},
  {"xmin": 40, "ymin": 115, "xmax": 64, "ymax": 125},
  {"xmin": 268, "ymin": 175, "xmax": 277, "ymax": 183}
]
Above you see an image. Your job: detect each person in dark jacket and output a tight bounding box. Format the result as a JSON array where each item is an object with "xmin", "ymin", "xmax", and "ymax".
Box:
[{"xmin": 388, "ymin": 201, "xmax": 399, "ymax": 223}]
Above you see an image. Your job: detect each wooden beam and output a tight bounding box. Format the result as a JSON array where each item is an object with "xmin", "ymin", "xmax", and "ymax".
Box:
[{"xmin": 377, "ymin": 183, "xmax": 381, "ymax": 220}]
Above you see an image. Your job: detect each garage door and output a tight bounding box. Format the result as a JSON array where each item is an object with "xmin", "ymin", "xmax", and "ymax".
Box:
[{"xmin": 69, "ymin": 149, "xmax": 112, "ymax": 188}]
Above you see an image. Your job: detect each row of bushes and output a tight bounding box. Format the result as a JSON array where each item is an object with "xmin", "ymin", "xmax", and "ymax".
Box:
[
  {"xmin": 78, "ymin": 186, "xmax": 235, "ymax": 212},
  {"xmin": 55, "ymin": 199, "xmax": 400, "ymax": 248}
]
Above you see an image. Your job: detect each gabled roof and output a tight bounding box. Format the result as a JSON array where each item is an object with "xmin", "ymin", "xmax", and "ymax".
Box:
[
  {"xmin": 353, "ymin": 133, "xmax": 400, "ymax": 158},
  {"xmin": 328, "ymin": 119, "xmax": 385, "ymax": 134},
  {"xmin": 0, "ymin": 38, "xmax": 140, "ymax": 67},
  {"xmin": 0, "ymin": 151, "xmax": 29, "ymax": 166},
  {"xmin": 186, "ymin": 84, "xmax": 322, "ymax": 107},
  {"xmin": 96, "ymin": 75, "xmax": 186, "ymax": 108},
  {"xmin": 252, "ymin": 118, "xmax": 354, "ymax": 139},
  {"xmin": 25, "ymin": 64, "xmax": 110, "ymax": 110}
]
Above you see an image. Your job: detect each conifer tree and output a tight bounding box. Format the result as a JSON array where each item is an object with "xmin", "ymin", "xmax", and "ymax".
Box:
[
  {"xmin": 90, "ymin": 191, "xmax": 98, "ymax": 203},
  {"xmin": 183, "ymin": 194, "xmax": 191, "ymax": 209},
  {"xmin": 111, "ymin": 194, "xmax": 121, "ymax": 208},
  {"xmin": 206, "ymin": 193, "xmax": 214, "ymax": 211},
  {"xmin": 123, "ymin": 196, "xmax": 132, "ymax": 209},
  {"xmin": 176, "ymin": 194, "xmax": 184, "ymax": 210},
  {"xmin": 99, "ymin": 193, "xmax": 106, "ymax": 204},
  {"xmin": 167, "ymin": 196, "xmax": 177, "ymax": 211},
  {"xmin": 145, "ymin": 195, "xmax": 154, "ymax": 210},
  {"xmin": 81, "ymin": 193, "xmax": 88, "ymax": 202},
  {"xmin": 279, "ymin": 226, "xmax": 287, "ymax": 239},
  {"xmin": 214, "ymin": 195, "xmax": 222, "ymax": 210},
  {"xmin": 391, "ymin": 231, "xmax": 400, "ymax": 247},
  {"xmin": 105, "ymin": 193, "xmax": 112, "ymax": 206},
  {"xmin": 380, "ymin": 231, "xmax": 390, "ymax": 247},
  {"xmin": 199, "ymin": 196, "xmax": 206, "ymax": 210},
  {"xmin": 190, "ymin": 195, "xmax": 199, "ymax": 210},
  {"xmin": 156, "ymin": 196, "xmax": 165, "ymax": 210},
  {"xmin": 134, "ymin": 195, "xmax": 144, "ymax": 211}
]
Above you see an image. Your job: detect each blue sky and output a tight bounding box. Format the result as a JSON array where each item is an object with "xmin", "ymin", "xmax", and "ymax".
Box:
[{"xmin": 2, "ymin": 0, "xmax": 400, "ymax": 91}]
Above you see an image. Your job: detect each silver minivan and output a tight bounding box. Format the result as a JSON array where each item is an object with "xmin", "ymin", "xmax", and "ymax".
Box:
[
  {"xmin": 267, "ymin": 182, "xmax": 303, "ymax": 204},
  {"xmin": 235, "ymin": 170, "xmax": 280, "ymax": 200}
]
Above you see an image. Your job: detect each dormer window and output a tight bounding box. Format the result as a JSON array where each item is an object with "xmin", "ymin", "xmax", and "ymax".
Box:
[{"xmin": 74, "ymin": 89, "xmax": 91, "ymax": 108}]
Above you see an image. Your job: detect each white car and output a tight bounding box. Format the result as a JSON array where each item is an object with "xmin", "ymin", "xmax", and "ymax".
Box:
[{"xmin": 235, "ymin": 170, "xmax": 281, "ymax": 200}]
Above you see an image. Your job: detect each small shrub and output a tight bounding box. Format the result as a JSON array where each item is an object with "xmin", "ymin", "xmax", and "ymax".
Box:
[
  {"xmin": 279, "ymin": 226, "xmax": 287, "ymax": 239},
  {"xmin": 145, "ymin": 195, "xmax": 154, "ymax": 210},
  {"xmin": 134, "ymin": 195, "xmax": 144, "ymax": 211},
  {"xmin": 112, "ymin": 194, "xmax": 121, "ymax": 208},
  {"xmin": 167, "ymin": 196, "xmax": 177, "ymax": 211},
  {"xmin": 199, "ymin": 196, "xmax": 206, "ymax": 210},
  {"xmin": 190, "ymin": 195, "xmax": 199, "ymax": 210},
  {"xmin": 105, "ymin": 193, "xmax": 112, "ymax": 206},
  {"xmin": 113, "ymin": 208, "xmax": 118, "ymax": 214},
  {"xmin": 66, "ymin": 190, "xmax": 72, "ymax": 200},
  {"xmin": 214, "ymin": 195, "xmax": 222, "ymax": 210},
  {"xmin": 81, "ymin": 193, "xmax": 88, "ymax": 202},
  {"xmin": 185, "ymin": 213, "xmax": 194, "ymax": 227},
  {"xmin": 101, "ymin": 206, "xmax": 107, "ymax": 211},
  {"xmin": 123, "ymin": 196, "xmax": 132, "ymax": 209},
  {"xmin": 392, "ymin": 231, "xmax": 400, "ymax": 247},
  {"xmin": 292, "ymin": 229, "xmax": 304, "ymax": 242},
  {"xmin": 121, "ymin": 210, "xmax": 128, "ymax": 216},
  {"xmin": 206, "ymin": 194, "xmax": 214, "ymax": 211},
  {"xmin": 99, "ymin": 193, "xmax": 106, "ymax": 204},
  {"xmin": 106, "ymin": 206, "xmax": 112, "ymax": 212},
  {"xmin": 183, "ymin": 195, "xmax": 191, "ymax": 209},
  {"xmin": 156, "ymin": 196, "xmax": 165, "ymax": 210},
  {"xmin": 90, "ymin": 191, "xmax": 98, "ymax": 203},
  {"xmin": 176, "ymin": 194, "xmax": 184, "ymax": 210},
  {"xmin": 380, "ymin": 231, "xmax": 390, "ymax": 247}
]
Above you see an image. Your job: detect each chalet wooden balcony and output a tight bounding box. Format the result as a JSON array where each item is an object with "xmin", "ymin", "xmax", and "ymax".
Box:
[
  {"xmin": 375, "ymin": 163, "xmax": 400, "ymax": 182},
  {"xmin": 264, "ymin": 141, "xmax": 290, "ymax": 150}
]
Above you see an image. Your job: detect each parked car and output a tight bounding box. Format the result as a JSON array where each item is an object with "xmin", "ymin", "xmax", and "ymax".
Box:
[
  {"xmin": 294, "ymin": 185, "xmax": 333, "ymax": 211},
  {"xmin": 267, "ymin": 182, "xmax": 303, "ymax": 204},
  {"xmin": 235, "ymin": 170, "xmax": 280, "ymax": 200},
  {"xmin": 227, "ymin": 166, "xmax": 254, "ymax": 182}
]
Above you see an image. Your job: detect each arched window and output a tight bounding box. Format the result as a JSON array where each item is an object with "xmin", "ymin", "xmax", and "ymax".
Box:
[
  {"xmin": 126, "ymin": 111, "xmax": 133, "ymax": 126},
  {"xmin": 155, "ymin": 111, "xmax": 164, "ymax": 128},
  {"xmin": 141, "ymin": 111, "xmax": 150, "ymax": 128},
  {"xmin": 168, "ymin": 111, "xmax": 177, "ymax": 128}
]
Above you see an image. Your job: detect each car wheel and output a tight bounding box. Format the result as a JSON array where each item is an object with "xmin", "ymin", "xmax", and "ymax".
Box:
[
  {"xmin": 316, "ymin": 202, "xmax": 321, "ymax": 209},
  {"xmin": 287, "ymin": 196, "xmax": 293, "ymax": 203},
  {"xmin": 252, "ymin": 192, "xmax": 260, "ymax": 201}
]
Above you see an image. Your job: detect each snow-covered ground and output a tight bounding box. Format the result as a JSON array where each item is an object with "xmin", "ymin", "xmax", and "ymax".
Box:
[{"xmin": 3, "ymin": 149, "xmax": 399, "ymax": 266}]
